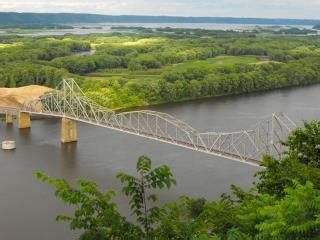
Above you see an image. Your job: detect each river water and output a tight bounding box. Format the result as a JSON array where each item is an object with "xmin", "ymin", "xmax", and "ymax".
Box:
[
  {"xmin": 0, "ymin": 23, "xmax": 316, "ymax": 36},
  {"xmin": 1, "ymin": 84, "xmax": 320, "ymax": 239}
]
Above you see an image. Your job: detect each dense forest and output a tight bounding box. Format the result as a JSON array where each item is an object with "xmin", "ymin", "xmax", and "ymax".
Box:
[
  {"xmin": 1, "ymin": 30, "xmax": 320, "ymax": 109},
  {"xmin": 0, "ymin": 12, "xmax": 319, "ymax": 25}
]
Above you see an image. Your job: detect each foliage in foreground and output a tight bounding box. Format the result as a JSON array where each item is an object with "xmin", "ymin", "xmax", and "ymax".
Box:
[{"xmin": 36, "ymin": 121, "xmax": 320, "ymax": 239}]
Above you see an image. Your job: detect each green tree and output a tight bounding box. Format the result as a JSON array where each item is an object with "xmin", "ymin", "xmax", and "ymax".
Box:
[
  {"xmin": 35, "ymin": 172, "xmax": 142, "ymax": 239},
  {"xmin": 35, "ymin": 156, "xmax": 175, "ymax": 240},
  {"xmin": 285, "ymin": 121, "xmax": 320, "ymax": 167},
  {"xmin": 117, "ymin": 155, "xmax": 176, "ymax": 239},
  {"xmin": 256, "ymin": 181, "xmax": 320, "ymax": 239},
  {"xmin": 128, "ymin": 60, "xmax": 143, "ymax": 71},
  {"xmin": 256, "ymin": 121, "xmax": 320, "ymax": 197},
  {"xmin": 154, "ymin": 196, "xmax": 208, "ymax": 239}
]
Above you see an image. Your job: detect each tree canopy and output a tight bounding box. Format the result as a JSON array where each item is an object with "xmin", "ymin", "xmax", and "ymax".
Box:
[{"xmin": 1, "ymin": 32, "xmax": 320, "ymax": 110}]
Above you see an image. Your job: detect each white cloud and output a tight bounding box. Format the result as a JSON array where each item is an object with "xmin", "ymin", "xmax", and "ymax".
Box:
[{"xmin": 0, "ymin": 0, "xmax": 319, "ymax": 19}]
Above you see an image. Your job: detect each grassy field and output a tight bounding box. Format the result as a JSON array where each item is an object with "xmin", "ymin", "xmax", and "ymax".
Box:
[{"xmin": 167, "ymin": 55, "xmax": 267, "ymax": 71}]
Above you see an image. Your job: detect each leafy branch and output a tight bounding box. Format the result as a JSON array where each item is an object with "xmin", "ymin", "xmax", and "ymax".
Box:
[{"xmin": 117, "ymin": 155, "xmax": 176, "ymax": 239}]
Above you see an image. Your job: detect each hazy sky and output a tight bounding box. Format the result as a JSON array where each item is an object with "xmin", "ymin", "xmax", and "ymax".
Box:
[{"xmin": 0, "ymin": 0, "xmax": 319, "ymax": 19}]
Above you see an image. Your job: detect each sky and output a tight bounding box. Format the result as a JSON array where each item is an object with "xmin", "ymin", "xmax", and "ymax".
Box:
[{"xmin": 0, "ymin": 0, "xmax": 319, "ymax": 19}]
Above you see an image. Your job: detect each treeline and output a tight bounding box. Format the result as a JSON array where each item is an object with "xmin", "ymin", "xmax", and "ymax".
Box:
[
  {"xmin": 159, "ymin": 58, "xmax": 320, "ymax": 101},
  {"xmin": 0, "ymin": 38, "xmax": 90, "ymax": 63},
  {"xmin": 50, "ymin": 54, "xmax": 126, "ymax": 74},
  {"xmin": 37, "ymin": 41, "xmax": 91, "ymax": 61},
  {"xmin": 0, "ymin": 63, "xmax": 66, "ymax": 87},
  {"xmin": 85, "ymin": 57, "xmax": 320, "ymax": 109}
]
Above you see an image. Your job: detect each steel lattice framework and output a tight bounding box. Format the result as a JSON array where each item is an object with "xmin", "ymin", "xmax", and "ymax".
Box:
[{"xmin": 9, "ymin": 78, "xmax": 296, "ymax": 166}]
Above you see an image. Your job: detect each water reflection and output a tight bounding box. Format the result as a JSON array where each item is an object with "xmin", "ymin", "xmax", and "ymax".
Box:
[
  {"xmin": 60, "ymin": 142, "xmax": 78, "ymax": 170},
  {"xmin": 18, "ymin": 128, "xmax": 32, "ymax": 143}
]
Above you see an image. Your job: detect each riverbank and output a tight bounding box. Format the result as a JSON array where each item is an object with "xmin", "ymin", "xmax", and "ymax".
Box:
[
  {"xmin": 113, "ymin": 81, "xmax": 320, "ymax": 113},
  {"xmin": 0, "ymin": 80, "xmax": 319, "ymax": 116}
]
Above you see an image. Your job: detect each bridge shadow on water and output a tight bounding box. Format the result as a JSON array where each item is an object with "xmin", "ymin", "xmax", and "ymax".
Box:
[
  {"xmin": 18, "ymin": 128, "xmax": 32, "ymax": 144},
  {"xmin": 61, "ymin": 141, "xmax": 77, "ymax": 155},
  {"xmin": 60, "ymin": 142, "xmax": 78, "ymax": 168}
]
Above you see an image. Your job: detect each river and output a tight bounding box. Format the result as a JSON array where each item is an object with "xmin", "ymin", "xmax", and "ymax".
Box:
[
  {"xmin": 0, "ymin": 23, "xmax": 316, "ymax": 36},
  {"xmin": 1, "ymin": 84, "xmax": 320, "ymax": 239}
]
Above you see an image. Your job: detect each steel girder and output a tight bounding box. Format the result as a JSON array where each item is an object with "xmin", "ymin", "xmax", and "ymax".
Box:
[{"xmin": 21, "ymin": 78, "xmax": 296, "ymax": 166}]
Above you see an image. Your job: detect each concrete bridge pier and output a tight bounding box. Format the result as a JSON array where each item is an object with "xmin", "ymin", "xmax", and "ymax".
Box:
[
  {"xmin": 5, "ymin": 113, "xmax": 13, "ymax": 124},
  {"xmin": 18, "ymin": 113, "xmax": 31, "ymax": 129},
  {"xmin": 60, "ymin": 117, "xmax": 78, "ymax": 143}
]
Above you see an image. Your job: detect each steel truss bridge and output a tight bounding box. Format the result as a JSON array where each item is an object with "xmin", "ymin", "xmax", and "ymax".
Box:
[{"xmin": 0, "ymin": 79, "xmax": 297, "ymax": 166}]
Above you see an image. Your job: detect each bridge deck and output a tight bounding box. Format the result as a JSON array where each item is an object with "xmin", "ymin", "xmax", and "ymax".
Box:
[{"xmin": 0, "ymin": 79, "xmax": 296, "ymax": 166}]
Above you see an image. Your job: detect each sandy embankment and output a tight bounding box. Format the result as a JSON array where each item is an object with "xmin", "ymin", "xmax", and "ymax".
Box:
[{"xmin": 0, "ymin": 85, "xmax": 52, "ymax": 108}]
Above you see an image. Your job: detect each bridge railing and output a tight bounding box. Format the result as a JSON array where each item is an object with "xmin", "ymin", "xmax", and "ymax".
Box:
[{"xmin": 19, "ymin": 78, "xmax": 297, "ymax": 165}]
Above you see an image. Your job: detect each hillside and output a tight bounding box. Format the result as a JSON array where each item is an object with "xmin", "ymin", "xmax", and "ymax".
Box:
[{"xmin": 0, "ymin": 12, "xmax": 319, "ymax": 25}]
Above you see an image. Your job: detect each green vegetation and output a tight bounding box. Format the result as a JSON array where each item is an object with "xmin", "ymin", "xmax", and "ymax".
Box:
[
  {"xmin": 36, "ymin": 156, "xmax": 176, "ymax": 239},
  {"xmin": 37, "ymin": 120, "xmax": 320, "ymax": 239},
  {"xmin": 1, "ymin": 31, "xmax": 320, "ymax": 109}
]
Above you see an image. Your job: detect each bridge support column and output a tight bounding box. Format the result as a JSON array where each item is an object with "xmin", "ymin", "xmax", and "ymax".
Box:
[
  {"xmin": 5, "ymin": 114, "xmax": 13, "ymax": 124},
  {"xmin": 18, "ymin": 113, "xmax": 31, "ymax": 129},
  {"xmin": 60, "ymin": 117, "xmax": 78, "ymax": 143}
]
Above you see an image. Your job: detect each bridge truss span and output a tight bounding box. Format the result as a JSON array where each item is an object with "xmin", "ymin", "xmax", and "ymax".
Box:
[{"xmin": 21, "ymin": 78, "xmax": 296, "ymax": 166}]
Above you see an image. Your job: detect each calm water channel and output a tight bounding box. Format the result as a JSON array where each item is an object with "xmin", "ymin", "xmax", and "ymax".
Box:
[
  {"xmin": 1, "ymin": 85, "xmax": 320, "ymax": 239},
  {"xmin": 0, "ymin": 23, "xmax": 316, "ymax": 36}
]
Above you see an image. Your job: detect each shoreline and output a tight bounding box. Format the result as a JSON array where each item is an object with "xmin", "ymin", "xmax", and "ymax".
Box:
[
  {"xmin": 114, "ymin": 81, "xmax": 320, "ymax": 113},
  {"xmin": 0, "ymin": 81, "xmax": 319, "ymax": 118}
]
